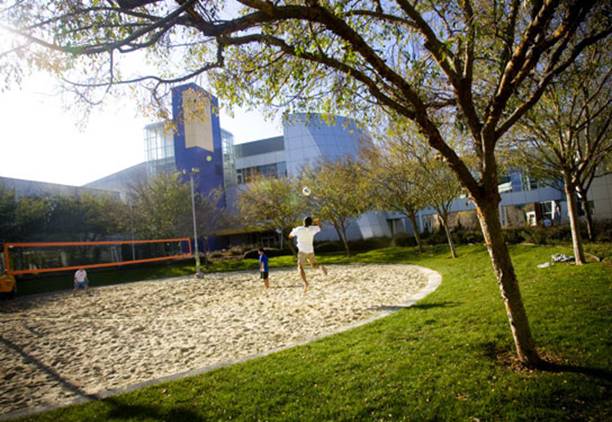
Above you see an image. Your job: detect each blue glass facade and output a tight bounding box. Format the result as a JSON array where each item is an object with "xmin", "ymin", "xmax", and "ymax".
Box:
[{"xmin": 283, "ymin": 113, "xmax": 364, "ymax": 177}]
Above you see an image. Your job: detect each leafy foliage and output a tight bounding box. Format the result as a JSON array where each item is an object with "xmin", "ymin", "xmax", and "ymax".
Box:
[
  {"xmin": 237, "ymin": 175, "xmax": 304, "ymax": 253},
  {"xmin": 300, "ymin": 158, "xmax": 370, "ymax": 256},
  {"xmin": 0, "ymin": 183, "xmax": 129, "ymax": 242},
  {"xmin": 130, "ymin": 172, "xmax": 229, "ymax": 240}
]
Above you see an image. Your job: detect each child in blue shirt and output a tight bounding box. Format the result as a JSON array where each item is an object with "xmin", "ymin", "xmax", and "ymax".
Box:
[{"xmin": 258, "ymin": 248, "xmax": 270, "ymax": 288}]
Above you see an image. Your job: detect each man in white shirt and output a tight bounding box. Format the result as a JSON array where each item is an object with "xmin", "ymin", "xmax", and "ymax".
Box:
[
  {"xmin": 74, "ymin": 268, "xmax": 89, "ymax": 290},
  {"xmin": 289, "ymin": 216, "xmax": 328, "ymax": 292}
]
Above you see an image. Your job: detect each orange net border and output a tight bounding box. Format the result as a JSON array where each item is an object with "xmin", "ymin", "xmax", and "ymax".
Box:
[{"xmin": 3, "ymin": 238, "xmax": 192, "ymax": 276}]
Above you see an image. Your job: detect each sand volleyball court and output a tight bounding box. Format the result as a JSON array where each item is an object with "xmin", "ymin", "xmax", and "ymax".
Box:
[{"xmin": 0, "ymin": 264, "xmax": 436, "ymax": 417}]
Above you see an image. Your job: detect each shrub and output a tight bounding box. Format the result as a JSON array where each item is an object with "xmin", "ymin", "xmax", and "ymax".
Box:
[
  {"xmin": 394, "ymin": 233, "xmax": 418, "ymax": 247},
  {"xmin": 314, "ymin": 241, "xmax": 344, "ymax": 253},
  {"xmin": 593, "ymin": 220, "xmax": 612, "ymax": 242},
  {"xmin": 208, "ymin": 250, "xmax": 225, "ymax": 259},
  {"xmin": 453, "ymin": 229, "xmax": 483, "ymax": 244},
  {"xmin": 420, "ymin": 229, "xmax": 448, "ymax": 245}
]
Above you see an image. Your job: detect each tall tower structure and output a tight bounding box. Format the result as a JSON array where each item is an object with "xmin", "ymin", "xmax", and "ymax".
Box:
[{"xmin": 171, "ymin": 83, "xmax": 225, "ymax": 204}]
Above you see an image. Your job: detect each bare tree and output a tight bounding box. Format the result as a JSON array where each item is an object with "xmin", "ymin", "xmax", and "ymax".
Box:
[
  {"xmin": 360, "ymin": 140, "xmax": 427, "ymax": 252},
  {"xmin": 417, "ymin": 159, "xmax": 463, "ymax": 259},
  {"xmin": 2, "ymin": 0, "xmax": 610, "ymax": 367}
]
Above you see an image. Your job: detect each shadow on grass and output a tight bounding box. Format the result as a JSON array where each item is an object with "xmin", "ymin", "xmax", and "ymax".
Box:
[
  {"xmin": 480, "ymin": 341, "xmax": 612, "ymax": 382},
  {"xmin": 369, "ymin": 302, "xmax": 459, "ymax": 312},
  {"xmin": 540, "ymin": 361, "xmax": 612, "ymax": 383},
  {"xmin": 409, "ymin": 302, "xmax": 460, "ymax": 310},
  {"xmin": 103, "ymin": 398, "xmax": 204, "ymax": 421}
]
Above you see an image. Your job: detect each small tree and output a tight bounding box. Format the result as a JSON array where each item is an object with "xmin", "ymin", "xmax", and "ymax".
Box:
[
  {"xmin": 79, "ymin": 194, "xmax": 132, "ymax": 240},
  {"xmin": 416, "ymin": 156, "xmax": 462, "ymax": 258},
  {"xmin": 514, "ymin": 43, "xmax": 612, "ymax": 263},
  {"xmin": 130, "ymin": 172, "xmax": 229, "ymax": 251},
  {"xmin": 360, "ymin": 140, "xmax": 426, "ymax": 252},
  {"xmin": 237, "ymin": 176, "xmax": 304, "ymax": 254},
  {"xmin": 13, "ymin": 196, "xmax": 53, "ymax": 241},
  {"xmin": 130, "ymin": 172, "xmax": 194, "ymax": 239},
  {"xmin": 301, "ymin": 159, "xmax": 369, "ymax": 256},
  {"xmin": 377, "ymin": 126, "xmax": 464, "ymax": 258}
]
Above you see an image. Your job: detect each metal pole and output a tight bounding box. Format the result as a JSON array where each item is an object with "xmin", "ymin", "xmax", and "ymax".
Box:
[
  {"xmin": 129, "ymin": 201, "xmax": 136, "ymax": 261},
  {"xmin": 189, "ymin": 172, "xmax": 202, "ymax": 276}
]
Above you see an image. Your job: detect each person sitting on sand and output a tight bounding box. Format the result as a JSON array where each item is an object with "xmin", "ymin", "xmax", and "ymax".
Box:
[
  {"xmin": 258, "ymin": 247, "xmax": 270, "ymax": 289},
  {"xmin": 74, "ymin": 268, "xmax": 89, "ymax": 291},
  {"xmin": 289, "ymin": 216, "xmax": 327, "ymax": 293}
]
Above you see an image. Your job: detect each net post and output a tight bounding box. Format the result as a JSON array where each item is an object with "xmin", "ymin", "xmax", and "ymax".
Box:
[{"xmin": 3, "ymin": 243, "xmax": 11, "ymax": 275}]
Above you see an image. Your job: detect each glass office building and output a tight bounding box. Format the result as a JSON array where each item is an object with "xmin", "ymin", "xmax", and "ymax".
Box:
[{"xmin": 283, "ymin": 113, "xmax": 363, "ymax": 177}]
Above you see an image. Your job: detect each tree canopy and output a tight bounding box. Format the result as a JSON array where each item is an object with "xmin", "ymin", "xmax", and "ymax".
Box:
[
  {"xmin": 300, "ymin": 158, "xmax": 369, "ymax": 256},
  {"xmin": 0, "ymin": 184, "xmax": 129, "ymax": 242},
  {"xmin": 511, "ymin": 41, "xmax": 612, "ymax": 256},
  {"xmin": 237, "ymin": 175, "xmax": 304, "ymax": 253},
  {"xmin": 130, "ymin": 172, "xmax": 228, "ymax": 240}
]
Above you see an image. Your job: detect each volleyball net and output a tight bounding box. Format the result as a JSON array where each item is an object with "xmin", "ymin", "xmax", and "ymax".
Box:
[{"xmin": 3, "ymin": 238, "xmax": 192, "ymax": 276}]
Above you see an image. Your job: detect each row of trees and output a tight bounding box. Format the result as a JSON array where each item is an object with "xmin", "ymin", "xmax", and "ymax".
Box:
[
  {"xmin": 0, "ymin": 173, "xmax": 228, "ymax": 244},
  {"xmin": 238, "ymin": 136, "xmax": 462, "ymax": 258},
  {"xmin": 0, "ymin": 186, "xmax": 129, "ymax": 242}
]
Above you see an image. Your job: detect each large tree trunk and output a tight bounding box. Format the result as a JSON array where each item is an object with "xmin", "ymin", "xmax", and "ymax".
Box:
[
  {"xmin": 577, "ymin": 186, "xmax": 595, "ymax": 241},
  {"xmin": 438, "ymin": 212, "xmax": 457, "ymax": 258},
  {"xmin": 475, "ymin": 195, "xmax": 542, "ymax": 367},
  {"xmin": 562, "ymin": 174, "xmax": 586, "ymax": 265},
  {"xmin": 407, "ymin": 209, "xmax": 423, "ymax": 253}
]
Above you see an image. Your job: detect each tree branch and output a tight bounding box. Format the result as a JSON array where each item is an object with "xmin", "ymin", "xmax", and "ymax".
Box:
[{"xmin": 496, "ymin": 27, "xmax": 612, "ymax": 138}]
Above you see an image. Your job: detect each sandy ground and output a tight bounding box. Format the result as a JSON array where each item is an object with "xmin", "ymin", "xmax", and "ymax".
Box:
[{"xmin": 0, "ymin": 264, "xmax": 430, "ymax": 416}]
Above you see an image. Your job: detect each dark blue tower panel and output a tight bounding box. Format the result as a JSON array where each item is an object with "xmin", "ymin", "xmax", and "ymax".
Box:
[{"xmin": 171, "ymin": 83, "xmax": 225, "ymax": 205}]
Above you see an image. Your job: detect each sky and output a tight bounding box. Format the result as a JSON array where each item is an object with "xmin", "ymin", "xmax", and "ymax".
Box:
[{"xmin": 0, "ymin": 74, "xmax": 283, "ymax": 187}]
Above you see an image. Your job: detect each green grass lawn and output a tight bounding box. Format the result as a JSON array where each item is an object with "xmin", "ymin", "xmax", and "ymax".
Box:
[{"xmin": 14, "ymin": 243, "xmax": 612, "ymax": 421}]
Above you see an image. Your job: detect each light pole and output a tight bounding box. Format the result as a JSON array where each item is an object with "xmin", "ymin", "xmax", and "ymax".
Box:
[
  {"xmin": 128, "ymin": 198, "xmax": 136, "ymax": 261},
  {"xmin": 184, "ymin": 167, "xmax": 204, "ymax": 278}
]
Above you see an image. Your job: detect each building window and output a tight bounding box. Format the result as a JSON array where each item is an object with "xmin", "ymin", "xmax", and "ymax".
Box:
[
  {"xmin": 236, "ymin": 162, "xmax": 287, "ymax": 184},
  {"xmin": 144, "ymin": 124, "xmax": 175, "ymax": 163},
  {"xmin": 521, "ymin": 174, "xmax": 544, "ymax": 191}
]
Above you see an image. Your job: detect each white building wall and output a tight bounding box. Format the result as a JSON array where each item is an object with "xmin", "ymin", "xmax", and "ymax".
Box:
[
  {"xmin": 357, "ymin": 212, "xmax": 392, "ymax": 238},
  {"xmin": 589, "ymin": 173, "xmax": 612, "ymax": 221}
]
